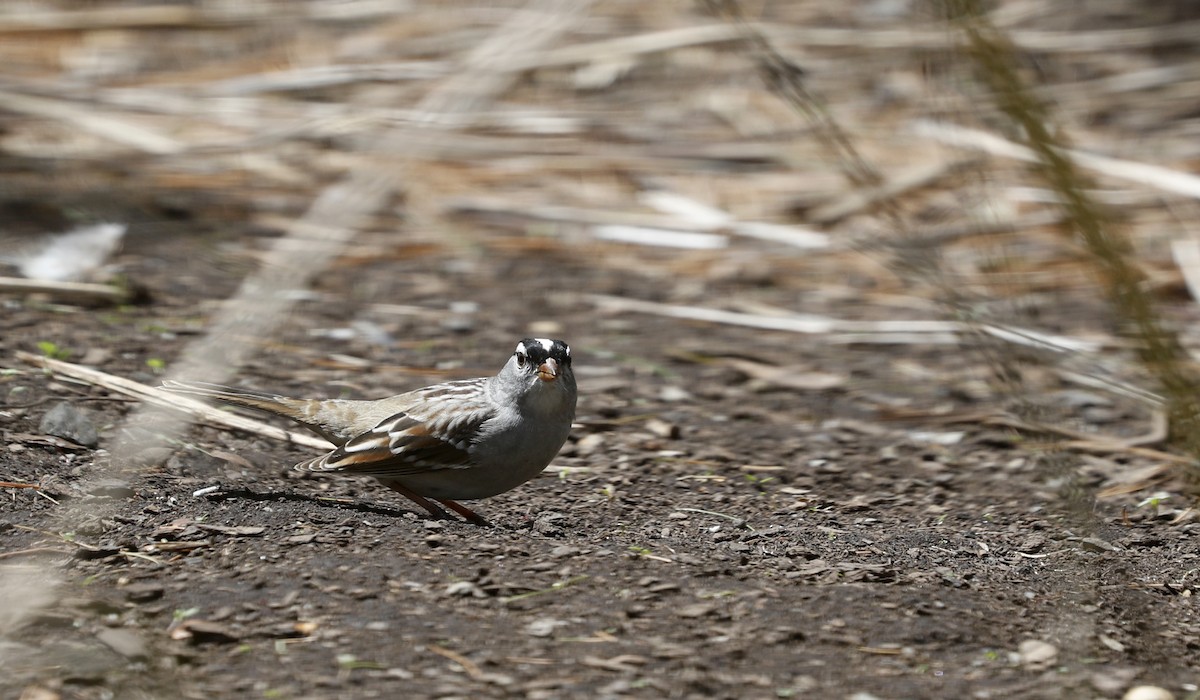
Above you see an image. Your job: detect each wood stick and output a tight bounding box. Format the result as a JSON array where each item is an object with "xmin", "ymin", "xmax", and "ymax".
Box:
[
  {"xmin": 12, "ymin": 351, "xmax": 331, "ymax": 451},
  {"xmin": 808, "ymin": 158, "xmax": 982, "ymax": 225},
  {"xmin": 0, "ymin": 276, "xmax": 129, "ymax": 305},
  {"xmin": 912, "ymin": 120, "xmax": 1200, "ymax": 200},
  {"xmin": 0, "ymin": 89, "xmax": 182, "ymax": 155},
  {"xmin": 588, "ymin": 294, "xmax": 1102, "ymax": 353}
]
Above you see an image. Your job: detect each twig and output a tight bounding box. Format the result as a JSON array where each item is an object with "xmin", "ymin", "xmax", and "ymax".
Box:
[
  {"xmin": 0, "ymin": 547, "xmax": 71, "ymax": 560},
  {"xmin": 944, "ymin": 413, "xmax": 1190, "ymax": 464},
  {"xmin": 0, "ymin": 276, "xmax": 129, "ymax": 305},
  {"xmin": 427, "ymin": 645, "xmax": 485, "ymax": 680},
  {"xmin": 638, "ymin": 191, "xmax": 831, "ymax": 250},
  {"xmin": 592, "ymin": 227, "xmax": 726, "ymax": 250},
  {"xmin": 678, "ymin": 507, "xmax": 747, "ymax": 523},
  {"xmin": 502, "ymin": 576, "xmax": 590, "ymax": 603},
  {"xmin": 0, "ymin": 89, "xmax": 182, "ymax": 155},
  {"xmin": 451, "ymin": 195, "xmax": 831, "ymax": 251},
  {"xmin": 808, "ymin": 157, "xmax": 982, "ymax": 225},
  {"xmin": 202, "ymin": 62, "xmax": 452, "ymax": 96},
  {"xmin": 912, "ymin": 120, "xmax": 1200, "ymax": 200},
  {"xmin": 588, "ymin": 294, "xmax": 1101, "ymax": 352},
  {"xmin": 0, "ymin": 5, "xmax": 198, "ymax": 31},
  {"xmin": 505, "ymin": 21, "xmax": 1200, "ymax": 73},
  {"xmin": 12, "ymin": 351, "xmax": 330, "ymax": 451},
  {"xmin": 0, "ymin": 2, "xmax": 401, "ymax": 32}
]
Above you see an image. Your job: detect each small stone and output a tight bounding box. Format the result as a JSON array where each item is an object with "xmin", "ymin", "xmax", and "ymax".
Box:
[
  {"xmin": 441, "ymin": 316, "xmax": 475, "ymax": 333},
  {"xmin": 88, "ymin": 479, "xmax": 135, "ymax": 499},
  {"xmin": 95, "ymin": 628, "xmax": 147, "ymax": 659},
  {"xmin": 39, "ymin": 402, "xmax": 98, "ymax": 448},
  {"xmin": 173, "ymin": 619, "xmax": 239, "ymax": 644},
  {"xmin": 1090, "ymin": 667, "xmax": 1141, "ymax": 694},
  {"xmin": 445, "ymin": 581, "xmax": 484, "ymax": 598},
  {"xmin": 1018, "ymin": 639, "xmax": 1058, "ymax": 668},
  {"xmin": 1123, "ymin": 686, "xmax": 1174, "ymax": 700},
  {"xmin": 122, "ymin": 583, "xmax": 164, "ymax": 603},
  {"xmin": 1098, "ymin": 634, "xmax": 1125, "ymax": 652},
  {"xmin": 44, "ymin": 640, "xmax": 125, "ymax": 681},
  {"xmin": 645, "ymin": 419, "xmax": 679, "ymax": 439},
  {"xmin": 1080, "ymin": 537, "xmax": 1120, "ymax": 553},
  {"xmin": 13, "ymin": 686, "xmax": 58, "ymax": 700},
  {"xmin": 525, "ymin": 618, "xmax": 564, "ymax": 637},
  {"xmin": 659, "ymin": 386, "xmax": 692, "ymax": 402},
  {"xmin": 128, "ymin": 447, "xmax": 173, "ymax": 469},
  {"xmin": 575, "ymin": 434, "xmax": 605, "ymax": 454},
  {"xmin": 676, "ymin": 603, "xmax": 715, "ymax": 619}
]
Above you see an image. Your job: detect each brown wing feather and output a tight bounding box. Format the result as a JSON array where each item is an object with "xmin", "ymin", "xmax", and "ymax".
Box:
[{"xmin": 294, "ymin": 407, "xmax": 490, "ymax": 478}]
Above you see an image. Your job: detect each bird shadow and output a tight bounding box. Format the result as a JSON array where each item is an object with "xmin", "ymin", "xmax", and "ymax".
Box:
[{"xmin": 202, "ymin": 486, "xmax": 420, "ymax": 520}]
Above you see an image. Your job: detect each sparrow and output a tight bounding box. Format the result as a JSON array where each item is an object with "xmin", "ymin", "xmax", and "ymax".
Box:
[{"xmin": 162, "ymin": 338, "xmax": 576, "ymax": 525}]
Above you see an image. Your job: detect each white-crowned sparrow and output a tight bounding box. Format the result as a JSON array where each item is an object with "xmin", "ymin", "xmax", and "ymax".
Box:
[{"xmin": 162, "ymin": 338, "xmax": 576, "ymax": 525}]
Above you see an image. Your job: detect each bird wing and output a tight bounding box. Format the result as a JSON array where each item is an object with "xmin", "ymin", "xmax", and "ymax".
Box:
[{"xmin": 293, "ymin": 397, "xmax": 495, "ymax": 478}]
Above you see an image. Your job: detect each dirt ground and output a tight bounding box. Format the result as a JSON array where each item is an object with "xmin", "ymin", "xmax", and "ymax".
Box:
[
  {"xmin": 2, "ymin": 215, "xmax": 1198, "ymax": 700},
  {"xmin": 3, "ymin": 2, "xmax": 1200, "ymax": 699}
]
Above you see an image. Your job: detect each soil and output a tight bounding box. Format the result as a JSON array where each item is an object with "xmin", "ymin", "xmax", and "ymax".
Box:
[{"xmin": 2, "ymin": 215, "xmax": 1198, "ymax": 700}]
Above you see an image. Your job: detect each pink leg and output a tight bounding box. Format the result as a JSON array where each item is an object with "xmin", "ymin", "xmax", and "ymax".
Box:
[
  {"xmin": 381, "ymin": 481, "xmax": 453, "ymax": 520},
  {"xmin": 437, "ymin": 499, "xmax": 491, "ymax": 527},
  {"xmin": 380, "ymin": 480, "xmax": 490, "ymax": 525}
]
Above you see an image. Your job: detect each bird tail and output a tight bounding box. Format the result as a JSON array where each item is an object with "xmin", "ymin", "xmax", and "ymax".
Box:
[
  {"xmin": 161, "ymin": 380, "xmax": 364, "ymax": 445},
  {"xmin": 161, "ymin": 379, "xmax": 312, "ymax": 422}
]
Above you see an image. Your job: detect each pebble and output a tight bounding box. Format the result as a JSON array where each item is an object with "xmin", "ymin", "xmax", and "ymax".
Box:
[
  {"xmin": 87, "ymin": 479, "xmax": 135, "ymax": 499},
  {"xmin": 38, "ymin": 402, "xmax": 98, "ymax": 447},
  {"xmin": 173, "ymin": 619, "xmax": 240, "ymax": 644},
  {"xmin": 645, "ymin": 418, "xmax": 680, "ymax": 439},
  {"xmin": 659, "ymin": 386, "xmax": 692, "ymax": 402},
  {"xmin": 525, "ymin": 617, "xmax": 565, "ymax": 637},
  {"xmin": 444, "ymin": 581, "xmax": 484, "ymax": 598},
  {"xmin": 13, "ymin": 686, "xmax": 57, "ymax": 700},
  {"xmin": 1089, "ymin": 668, "xmax": 1141, "ymax": 695},
  {"xmin": 1017, "ymin": 639, "xmax": 1058, "ymax": 668},
  {"xmin": 95, "ymin": 628, "xmax": 147, "ymax": 659},
  {"xmin": 575, "ymin": 434, "xmax": 605, "ymax": 454},
  {"xmin": 676, "ymin": 603, "xmax": 715, "ymax": 619},
  {"xmin": 1080, "ymin": 537, "xmax": 1120, "ymax": 553},
  {"xmin": 122, "ymin": 583, "xmax": 164, "ymax": 603},
  {"xmin": 1123, "ymin": 687, "xmax": 1174, "ymax": 700}
]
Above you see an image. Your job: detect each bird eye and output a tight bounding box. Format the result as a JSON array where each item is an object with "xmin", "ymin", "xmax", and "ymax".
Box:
[{"xmin": 515, "ymin": 351, "xmax": 527, "ymax": 368}]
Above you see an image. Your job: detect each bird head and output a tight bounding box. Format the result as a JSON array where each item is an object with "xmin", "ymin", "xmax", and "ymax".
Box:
[{"xmin": 502, "ymin": 338, "xmax": 576, "ymax": 408}]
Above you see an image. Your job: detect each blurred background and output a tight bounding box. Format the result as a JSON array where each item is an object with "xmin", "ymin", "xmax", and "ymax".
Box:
[{"xmin": 3, "ymin": 0, "xmax": 1200, "ymax": 697}]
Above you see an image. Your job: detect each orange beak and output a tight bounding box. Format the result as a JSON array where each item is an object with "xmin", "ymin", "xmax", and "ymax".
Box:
[{"xmin": 537, "ymin": 358, "xmax": 559, "ymax": 382}]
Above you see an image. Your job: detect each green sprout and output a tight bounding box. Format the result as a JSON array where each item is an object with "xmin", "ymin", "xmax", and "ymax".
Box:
[
  {"xmin": 336, "ymin": 653, "xmax": 385, "ymax": 670},
  {"xmin": 1137, "ymin": 492, "xmax": 1170, "ymax": 517},
  {"xmin": 744, "ymin": 473, "xmax": 776, "ymax": 487},
  {"xmin": 173, "ymin": 607, "xmax": 200, "ymax": 622},
  {"xmin": 36, "ymin": 341, "xmax": 71, "ymax": 360}
]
